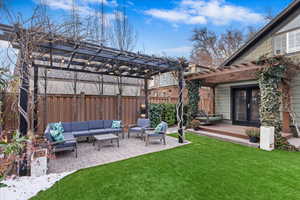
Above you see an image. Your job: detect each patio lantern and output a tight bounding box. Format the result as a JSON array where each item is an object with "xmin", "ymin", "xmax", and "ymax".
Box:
[{"xmin": 140, "ymin": 104, "xmax": 147, "ymax": 118}]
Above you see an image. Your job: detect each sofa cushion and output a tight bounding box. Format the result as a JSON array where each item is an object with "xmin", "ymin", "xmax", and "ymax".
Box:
[
  {"xmin": 88, "ymin": 120, "xmax": 104, "ymax": 130},
  {"xmin": 103, "ymin": 120, "xmax": 113, "ymax": 128},
  {"xmin": 129, "ymin": 127, "xmax": 143, "ymax": 132},
  {"xmin": 62, "ymin": 122, "xmax": 72, "ymax": 133},
  {"xmin": 63, "ymin": 132, "xmax": 75, "ymax": 140},
  {"xmin": 72, "ymin": 130, "xmax": 91, "ymax": 137},
  {"xmin": 71, "ymin": 122, "xmax": 89, "ymax": 132},
  {"xmin": 137, "ymin": 118, "xmax": 150, "ymax": 128}
]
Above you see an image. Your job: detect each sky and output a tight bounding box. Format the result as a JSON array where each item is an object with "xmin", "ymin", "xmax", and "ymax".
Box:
[{"xmin": 0, "ymin": 0, "xmax": 295, "ymax": 59}]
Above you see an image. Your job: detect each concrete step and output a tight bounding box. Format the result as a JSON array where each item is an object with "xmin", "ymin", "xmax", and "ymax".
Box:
[
  {"xmin": 282, "ymin": 132, "xmax": 293, "ymax": 139},
  {"xmin": 198, "ymin": 126, "xmax": 249, "ymax": 139},
  {"xmin": 187, "ymin": 129, "xmax": 259, "ymax": 148},
  {"xmin": 287, "ymin": 137, "xmax": 300, "ymax": 149}
]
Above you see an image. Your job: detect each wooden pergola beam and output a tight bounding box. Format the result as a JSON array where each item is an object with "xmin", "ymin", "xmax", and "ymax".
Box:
[{"xmin": 186, "ymin": 63, "xmax": 262, "ymax": 80}]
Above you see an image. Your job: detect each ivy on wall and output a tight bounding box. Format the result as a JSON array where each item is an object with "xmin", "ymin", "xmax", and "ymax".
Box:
[
  {"xmin": 256, "ymin": 55, "xmax": 299, "ymax": 150},
  {"xmin": 186, "ymin": 80, "xmax": 201, "ymax": 126},
  {"xmin": 256, "ymin": 58, "xmax": 286, "ymax": 137}
]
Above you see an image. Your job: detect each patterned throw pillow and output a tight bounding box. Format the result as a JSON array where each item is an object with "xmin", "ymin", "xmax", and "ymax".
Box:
[
  {"xmin": 154, "ymin": 123, "xmax": 163, "ymax": 134},
  {"xmin": 154, "ymin": 122, "xmax": 167, "ymax": 134},
  {"xmin": 111, "ymin": 120, "xmax": 121, "ymax": 129},
  {"xmin": 50, "ymin": 122, "xmax": 65, "ymax": 142}
]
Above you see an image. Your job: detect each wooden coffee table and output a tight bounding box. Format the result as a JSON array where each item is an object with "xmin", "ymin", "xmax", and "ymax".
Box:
[{"xmin": 93, "ymin": 134, "xmax": 119, "ymax": 151}]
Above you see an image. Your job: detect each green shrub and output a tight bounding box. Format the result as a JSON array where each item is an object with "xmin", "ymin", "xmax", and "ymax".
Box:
[
  {"xmin": 190, "ymin": 119, "xmax": 201, "ymax": 130},
  {"xmin": 245, "ymin": 128, "xmax": 260, "ymax": 138},
  {"xmin": 149, "ymin": 103, "xmax": 177, "ymax": 127},
  {"xmin": 162, "ymin": 103, "xmax": 176, "ymax": 126},
  {"xmin": 149, "ymin": 104, "xmax": 164, "ymax": 128}
]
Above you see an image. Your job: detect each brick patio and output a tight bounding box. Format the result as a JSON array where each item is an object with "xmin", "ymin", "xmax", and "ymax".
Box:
[{"xmin": 48, "ymin": 134, "xmax": 188, "ymax": 173}]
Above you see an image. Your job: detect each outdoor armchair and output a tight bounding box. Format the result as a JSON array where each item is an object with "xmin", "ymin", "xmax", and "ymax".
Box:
[
  {"xmin": 145, "ymin": 121, "xmax": 168, "ymax": 146},
  {"xmin": 128, "ymin": 118, "xmax": 151, "ymax": 139}
]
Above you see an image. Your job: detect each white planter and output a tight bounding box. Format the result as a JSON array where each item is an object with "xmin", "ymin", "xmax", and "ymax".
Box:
[
  {"xmin": 31, "ymin": 149, "xmax": 48, "ymax": 177},
  {"xmin": 260, "ymin": 126, "xmax": 275, "ymax": 151}
]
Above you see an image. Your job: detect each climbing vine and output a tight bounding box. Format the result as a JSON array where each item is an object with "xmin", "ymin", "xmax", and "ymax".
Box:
[
  {"xmin": 186, "ymin": 79, "xmax": 201, "ymax": 126},
  {"xmin": 256, "ymin": 55, "xmax": 299, "ymax": 150}
]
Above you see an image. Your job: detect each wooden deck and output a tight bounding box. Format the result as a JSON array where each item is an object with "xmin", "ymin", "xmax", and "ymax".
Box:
[
  {"xmin": 198, "ymin": 123, "xmax": 293, "ymax": 139},
  {"xmin": 198, "ymin": 124, "xmax": 252, "ymax": 139}
]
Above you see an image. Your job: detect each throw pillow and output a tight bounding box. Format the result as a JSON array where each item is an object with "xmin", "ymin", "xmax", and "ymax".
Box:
[
  {"xmin": 50, "ymin": 122, "xmax": 65, "ymax": 141},
  {"xmin": 112, "ymin": 120, "xmax": 121, "ymax": 128},
  {"xmin": 50, "ymin": 129, "xmax": 65, "ymax": 141},
  {"xmin": 154, "ymin": 122, "xmax": 167, "ymax": 134},
  {"xmin": 154, "ymin": 123, "xmax": 163, "ymax": 134}
]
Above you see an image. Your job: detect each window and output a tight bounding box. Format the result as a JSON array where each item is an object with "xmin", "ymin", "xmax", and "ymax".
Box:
[
  {"xmin": 287, "ymin": 29, "xmax": 300, "ymax": 53},
  {"xmin": 273, "ymin": 34, "xmax": 286, "ymax": 55}
]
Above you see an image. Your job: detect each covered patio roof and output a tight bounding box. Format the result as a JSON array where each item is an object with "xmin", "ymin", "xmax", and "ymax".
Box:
[
  {"xmin": 185, "ymin": 62, "xmax": 263, "ymax": 86},
  {"xmin": 0, "ymin": 24, "xmax": 182, "ymax": 79}
]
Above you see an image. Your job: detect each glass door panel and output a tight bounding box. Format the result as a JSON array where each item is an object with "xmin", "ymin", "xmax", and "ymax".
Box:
[
  {"xmin": 234, "ymin": 89, "xmax": 247, "ymax": 122},
  {"xmin": 250, "ymin": 89, "xmax": 260, "ymax": 122}
]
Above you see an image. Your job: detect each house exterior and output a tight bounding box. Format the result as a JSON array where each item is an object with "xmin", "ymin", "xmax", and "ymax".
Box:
[{"xmin": 186, "ymin": 0, "xmax": 300, "ymax": 133}]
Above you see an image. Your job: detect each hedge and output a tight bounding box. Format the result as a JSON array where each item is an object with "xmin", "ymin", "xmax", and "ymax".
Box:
[{"xmin": 149, "ymin": 103, "xmax": 177, "ymax": 128}]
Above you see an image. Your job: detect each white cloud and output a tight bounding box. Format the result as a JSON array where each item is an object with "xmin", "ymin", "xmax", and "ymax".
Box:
[
  {"xmin": 161, "ymin": 46, "xmax": 192, "ymax": 54},
  {"xmin": 145, "ymin": 0, "xmax": 264, "ymax": 26},
  {"xmin": 36, "ymin": 0, "xmax": 117, "ymax": 15}
]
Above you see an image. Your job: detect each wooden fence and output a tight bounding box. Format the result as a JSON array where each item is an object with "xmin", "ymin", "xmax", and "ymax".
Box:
[
  {"xmin": 3, "ymin": 91, "xmax": 213, "ymax": 134},
  {"xmin": 2, "ymin": 93, "xmax": 144, "ymax": 134}
]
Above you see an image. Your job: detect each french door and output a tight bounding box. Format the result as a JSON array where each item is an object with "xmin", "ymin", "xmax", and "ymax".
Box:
[{"xmin": 232, "ymin": 86, "xmax": 260, "ymax": 126}]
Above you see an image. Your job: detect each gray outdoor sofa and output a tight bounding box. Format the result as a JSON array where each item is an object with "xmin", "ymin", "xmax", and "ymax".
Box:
[{"xmin": 44, "ymin": 120, "xmax": 123, "ymax": 157}]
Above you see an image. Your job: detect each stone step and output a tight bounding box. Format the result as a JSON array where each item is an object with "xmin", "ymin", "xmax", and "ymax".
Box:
[
  {"xmin": 282, "ymin": 132, "xmax": 293, "ymax": 139},
  {"xmin": 287, "ymin": 137, "xmax": 300, "ymax": 149},
  {"xmin": 198, "ymin": 126, "xmax": 249, "ymax": 139},
  {"xmin": 187, "ymin": 129, "xmax": 259, "ymax": 148}
]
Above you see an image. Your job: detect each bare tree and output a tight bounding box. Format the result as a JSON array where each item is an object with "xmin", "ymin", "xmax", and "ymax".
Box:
[
  {"xmin": 264, "ymin": 7, "xmax": 275, "ymax": 21},
  {"xmin": 109, "ymin": 3, "xmax": 137, "ymax": 51},
  {"xmin": 190, "ymin": 28, "xmax": 253, "ymax": 67}
]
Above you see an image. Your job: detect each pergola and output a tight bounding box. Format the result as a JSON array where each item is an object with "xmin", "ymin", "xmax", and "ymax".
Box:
[{"xmin": 0, "ymin": 23, "xmax": 187, "ymax": 143}]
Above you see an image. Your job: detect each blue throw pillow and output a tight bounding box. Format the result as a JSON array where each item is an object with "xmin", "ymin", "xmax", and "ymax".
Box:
[
  {"xmin": 50, "ymin": 122, "xmax": 65, "ymax": 142},
  {"xmin": 154, "ymin": 122, "xmax": 167, "ymax": 134},
  {"xmin": 112, "ymin": 120, "xmax": 121, "ymax": 128},
  {"xmin": 154, "ymin": 123, "xmax": 163, "ymax": 134}
]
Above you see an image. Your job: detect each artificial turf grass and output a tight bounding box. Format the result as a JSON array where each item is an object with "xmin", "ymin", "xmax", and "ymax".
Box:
[{"xmin": 31, "ymin": 133, "xmax": 300, "ymax": 200}]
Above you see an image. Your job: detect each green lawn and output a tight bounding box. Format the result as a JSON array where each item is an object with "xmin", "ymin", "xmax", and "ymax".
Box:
[{"xmin": 32, "ymin": 133, "xmax": 300, "ymax": 200}]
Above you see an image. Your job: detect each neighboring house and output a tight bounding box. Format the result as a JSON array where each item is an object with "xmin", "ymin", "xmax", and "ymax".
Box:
[
  {"xmin": 186, "ymin": 0, "xmax": 300, "ymax": 133},
  {"xmin": 149, "ymin": 66, "xmax": 213, "ymax": 113}
]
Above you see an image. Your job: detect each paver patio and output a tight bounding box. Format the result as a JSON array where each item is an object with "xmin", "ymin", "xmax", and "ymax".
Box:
[{"xmin": 49, "ymin": 134, "xmax": 188, "ymax": 173}]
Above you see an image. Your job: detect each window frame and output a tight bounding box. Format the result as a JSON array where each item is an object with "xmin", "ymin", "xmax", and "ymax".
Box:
[{"xmin": 287, "ymin": 29, "xmax": 300, "ymax": 54}]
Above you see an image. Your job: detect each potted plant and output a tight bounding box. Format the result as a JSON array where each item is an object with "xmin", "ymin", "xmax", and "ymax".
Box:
[
  {"xmin": 245, "ymin": 128, "xmax": 260, "ymax": 143},
  {"xmin": 191, "ymin": 119, "xmax": 201, "ymax": 130},
  {"xmin": 0, "ymin": 131, "xmax": 27, "ymax": 176}
]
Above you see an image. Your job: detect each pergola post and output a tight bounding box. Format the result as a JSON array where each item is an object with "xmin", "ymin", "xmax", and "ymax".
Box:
[
  {"xmin": 144, "ymin": 78, "xmax": 149, "ymax": 118},
  {"xmin": 33, "ymin": 64, "xmax": 39, "ymax": 133},
  {"xmin": 117, "ymin": 76, "xmax": 123, "ymax": 120},
  {"xmin": 19, "ymin": 52, "xmax": 29, "ymax": 136},
  {"xmin": 178, "ymin": 67, "xmax": 184, "ymax": 143}
]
